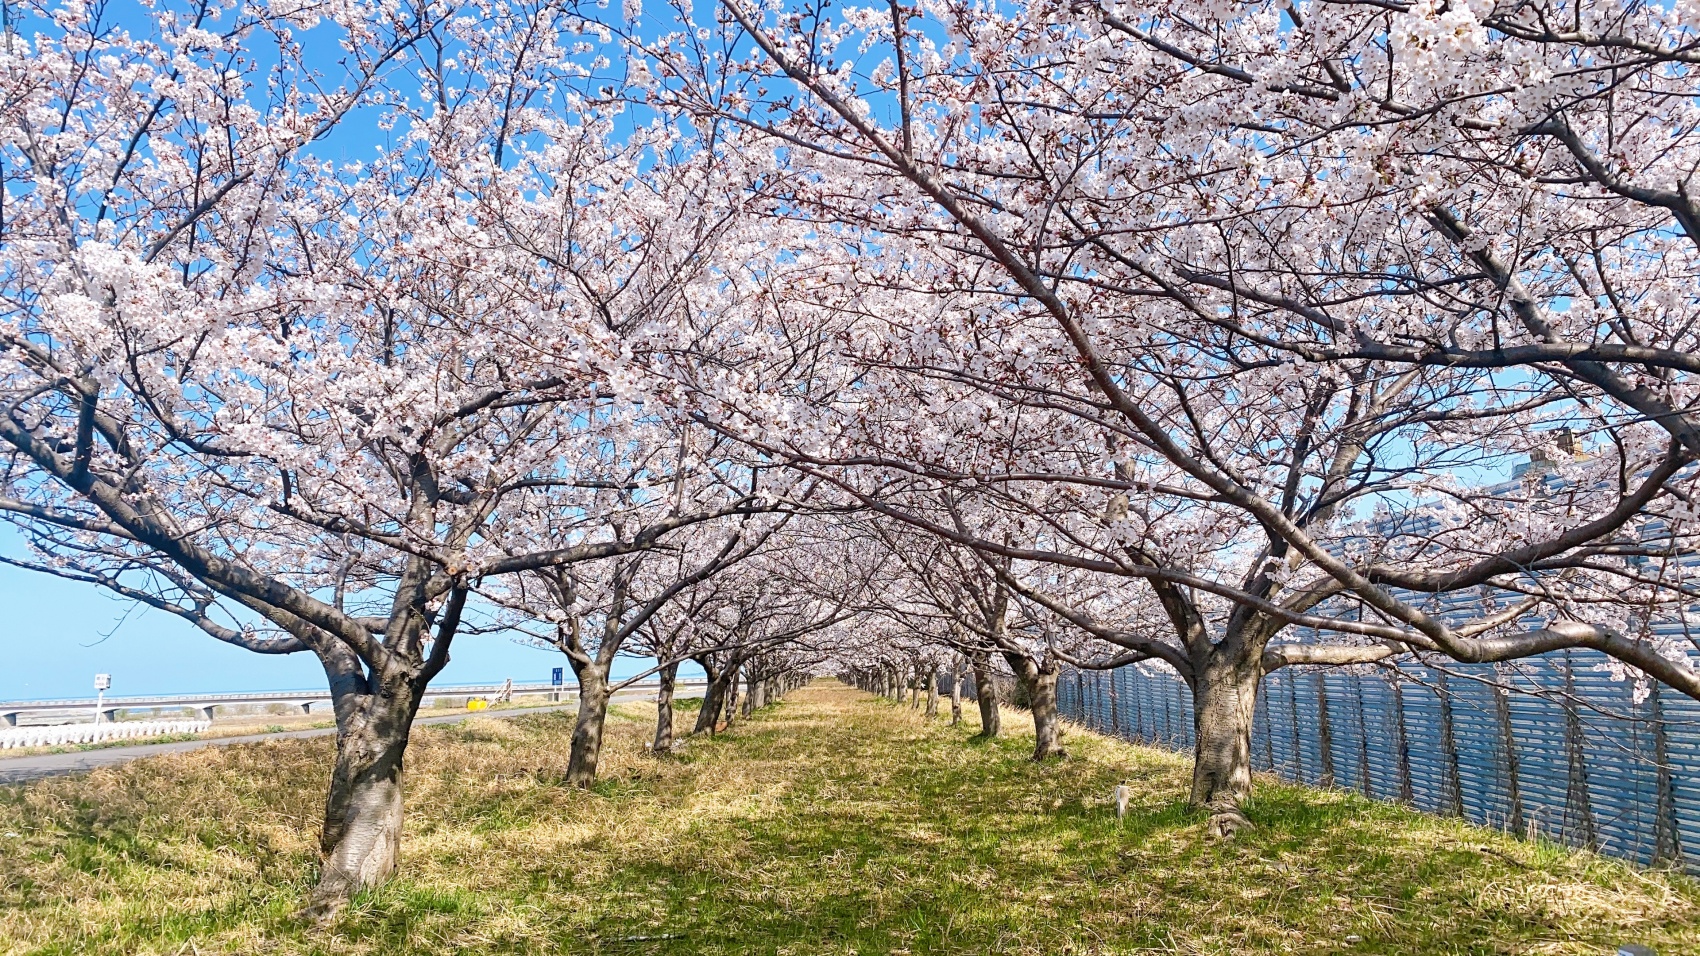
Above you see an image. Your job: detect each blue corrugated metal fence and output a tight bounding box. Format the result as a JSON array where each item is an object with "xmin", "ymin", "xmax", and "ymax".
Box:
[{"xmin": 1057, "ymin": 651, "xmax": 1700, "ymax": 873}]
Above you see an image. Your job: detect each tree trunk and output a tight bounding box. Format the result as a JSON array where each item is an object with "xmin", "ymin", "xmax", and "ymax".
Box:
[
  {"xmin": 306, "ymin": 668, "xmax": 421, "ymax": 917},
  {"xmin": 971, "ymin": 653, "xmax": 1000, "ymax": 738},
  {"xmin": 1028, "ymin": 664, "xmax": 1064, "ymax": 760},
  {"xmin": 694, "ymin": 658, "xmax": 730, "ymax": 736},
  {"xmin": 724, "ymin": 669, "xmax": 741, "ymax": 728},
  {"xmin": 314, "ymin": 647, "xmax": 369, "ymax": 856},
  {"xmin": 653, "ymin": 661, "xmax": 678, "ymax": 754},
  {"xmin": 694, "ymin": 676, "xmax": 723, "ymax": 736},
  {"xmin": 1188, "ymin": 655, "xmax": 1262, "ymax": 839},
  {"xmin": 924, "ymin": 667, "xmax": 939, "ymax": 718},
  {"xmin": 1006, "ymin": 654, "xmax": 1065, "ymax": 761},
  {"xmin": 950, "ymin": 658, "xmax": 963, "ymax": 726},
  {"xmin": 565, "ymin": 665, "xmax": 610, "ymax": 788}
]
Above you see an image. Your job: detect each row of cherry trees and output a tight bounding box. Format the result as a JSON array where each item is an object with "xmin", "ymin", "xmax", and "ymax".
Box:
[
  {"xmin": 3, "ymin": 0, "xmax": 1699, "ymax": 909},
  {"xmin": 638, "ymin": 0, "xmax": 1700, "ymax": 835}
]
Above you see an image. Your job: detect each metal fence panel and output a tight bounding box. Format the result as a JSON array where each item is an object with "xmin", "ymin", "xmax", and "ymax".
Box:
[{"xmin": 1060, "ymin": 650, "xmax": 1700, "ymax": 874}]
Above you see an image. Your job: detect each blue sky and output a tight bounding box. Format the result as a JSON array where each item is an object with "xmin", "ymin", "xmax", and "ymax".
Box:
[
  {"xmin": 0, "ymin": 6, "xmax": 708, "ymax": 702},
  {"xmin": 0, "ymin": 522, "xmax": 662, "ymax": 700},
  {"xmin": 0, "ymin": 540, "xmax": 690, "ymax": 700}
]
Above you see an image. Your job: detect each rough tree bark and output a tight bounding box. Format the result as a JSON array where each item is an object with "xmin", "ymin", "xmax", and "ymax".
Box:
[
  {"xmin": 565, "ymin": 661, "xmax": 611, "ymax": 788},
  {"xmin": 971, "ymin": 652, "xmax": 1001, "ymax": 738},
  {"xmin": 949, "ymin": 657, "xmax": 963, "ymax": 725},
  {"xmin": 1187, "ymin": 651, "xmax": 1263, "ymax": 838},
  {"xmin": 693, "ymin": 654, "xmax": 731, "ymax": 735},
  {"xmin": 724, "ymin": 666, "xmax": 741, "ymax": 728},
  {"xmin": 314, "ymin": 645, "xmax": 371, "ymax": 859},
  {"xmin": 923, "ymin": 665, "xmax": 939, "ymax": 718},
  {"xmin": 653, "ymin": 660, "xmax": 679, "ymax": 754},
  {"xmin": 1005, "ymin": 653, "xmax": 1065, "ymax": 761},
  {"xmin": 304, "ymin": 638, "xmax": 440, "ymax": 918},
  {"xmin": 313, "ymin": 685, "xmax": 415, "ymax": 908},
  {"xmin": 301, "ymin": 577, "xmax": 467, "ymax": 917}
]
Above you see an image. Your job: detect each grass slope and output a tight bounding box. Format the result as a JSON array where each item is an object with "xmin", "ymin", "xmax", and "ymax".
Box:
[{"xmin": 0, "ymin": 682, "xmax": 1695, "ymax": 955}]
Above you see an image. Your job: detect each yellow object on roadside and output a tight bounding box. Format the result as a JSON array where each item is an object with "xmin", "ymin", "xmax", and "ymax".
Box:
[{"xmin": 467, "ymin": 699, "xmax": 488, "ymax": 711}]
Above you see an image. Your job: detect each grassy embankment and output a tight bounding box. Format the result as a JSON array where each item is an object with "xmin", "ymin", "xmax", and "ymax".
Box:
[{"xmin": 1, "ymin": 682, "xmax": 1696, "ymax": 955}]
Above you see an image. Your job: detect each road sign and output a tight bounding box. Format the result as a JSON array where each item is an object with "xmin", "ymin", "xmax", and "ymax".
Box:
[
  {"xmin": 93, "ymin": 674, "xmax": 110, "ymax": 725},
  {"xmin": 551, "ymin": 667, "xmax": 563, "ymax": 686}
]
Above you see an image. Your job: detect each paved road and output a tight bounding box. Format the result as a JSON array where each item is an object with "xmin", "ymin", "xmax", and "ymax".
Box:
[{"xmin": 0, "ymin": 688, "xmax": 669, "ymax": 785}]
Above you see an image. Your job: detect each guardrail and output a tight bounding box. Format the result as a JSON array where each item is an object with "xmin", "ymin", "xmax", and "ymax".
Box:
[
  {"xmin": 0, "ymin": 678, "xmax": 705, "ymax": 726},
  {"xmin": 0, "ymin": 719, "xmax": 211, "ymax": 750}
]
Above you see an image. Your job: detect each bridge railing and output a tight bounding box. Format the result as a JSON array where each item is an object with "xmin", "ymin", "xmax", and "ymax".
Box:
[{"xmin": 1, "ymin": 677, "xmax": 706, "ymax": 726}]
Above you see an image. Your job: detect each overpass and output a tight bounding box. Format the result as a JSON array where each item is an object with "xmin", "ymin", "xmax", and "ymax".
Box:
[{"xmin": 0, "ymin": 678, "xmax": 706, "ymax": 726}]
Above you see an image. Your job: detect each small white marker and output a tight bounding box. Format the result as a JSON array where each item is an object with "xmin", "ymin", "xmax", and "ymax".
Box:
[{"xmin": 1114, "ymin": 784, "xmax": 1130, "ymax": 821}]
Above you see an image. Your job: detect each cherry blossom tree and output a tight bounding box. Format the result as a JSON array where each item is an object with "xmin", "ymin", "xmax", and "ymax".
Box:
[
  {"xmin": 0, "ymin": 0, "xmax": 771, "ymax": 907},
  {"xmin": 11, "ymin": 0, "xmax": 1700, "ymax": 904},
  {"xmin": 487, "ymin": 485, "xmax": 804, "ymax": 786},
  {"xmin": 624, "ymin": 0, "xmax": 1700, "ymax": 831}
]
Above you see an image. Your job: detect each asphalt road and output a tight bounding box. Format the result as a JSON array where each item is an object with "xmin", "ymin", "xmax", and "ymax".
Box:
[{"xmin": 0, "ymin": 688, "xmax": 666, "ymax": 785}]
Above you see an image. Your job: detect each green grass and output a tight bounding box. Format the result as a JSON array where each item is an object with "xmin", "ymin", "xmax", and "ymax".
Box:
[{"xmin": 0, "ymin": 682, "xmax": 1695, "ymax": 955}]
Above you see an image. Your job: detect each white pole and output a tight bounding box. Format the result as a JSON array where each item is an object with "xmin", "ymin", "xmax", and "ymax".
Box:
[{"xmin": 93, "ymin": 673, "xmax": 111, "ymax": 725}]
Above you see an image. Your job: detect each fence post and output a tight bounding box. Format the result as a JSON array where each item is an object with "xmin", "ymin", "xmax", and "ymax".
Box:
[
  {"xmin": 1288, "ymin": 674, "xmax": 1305, "ymax": 780},
  {"xmin": 1131, "ymin": 670, "xmax": 1145, "ymax": 742},
  {"xmin": 1179, "ymin": 676, "xmax": 1187, "ymax": 747},
  {"xmin": 1258, "ymin": 683, "xmax": 1274, "ymax": 771},
  {"xmin": 1181, "ymin": 678, "xmax": 1196, "ymax": 750},
  {"xmin": 1390, "ymin": 673, "xmax": 1414, "ymax": 804},
  {"xmin": 1162, "ymin": 677, "xmax": 1175, "ymax": 746},
  {"xmin": 1648, "ymin": 680, "xmax": 1682, "ymax": 866},
  {"xmin": 1492, "ymin": 680, "xmax": 1525, "ymax": 835},
  {"xmin": 1353, "ymin": 674, "xmax": 1373, "ymax": 797},
  {"xmin": 1561, "ymin": 652, "xmax": 1599, "ymax": 850},
  {"xmin": 1315, "ymin": 673, "xmax": 1336, "ymax": 788},
  {"xmin": 1108, "ymin": 669, "xmax": 1120, "ymax": 734},
  {"xmin": 1436, "ymin": 669, "xmax": 1466, "ymax": 817}
]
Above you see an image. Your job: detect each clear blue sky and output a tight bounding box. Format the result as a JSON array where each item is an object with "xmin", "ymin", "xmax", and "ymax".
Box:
[
  {"xmin": 0, "ymin": 533, "xmax": 624, "ymax": 700},
  {"xmin": 0, "ymin": 545, "xmax": 689, "ymax": 700}
]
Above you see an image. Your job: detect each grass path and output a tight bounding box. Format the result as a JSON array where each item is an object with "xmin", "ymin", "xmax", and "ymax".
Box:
[{"xmin": 1, "ymin": 682, "xmax": 1696, "ymax": 955}]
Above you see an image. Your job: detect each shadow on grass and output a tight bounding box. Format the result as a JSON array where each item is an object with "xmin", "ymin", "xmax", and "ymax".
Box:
[
  {"xmin": 470, "ymin": 694, "xmax": 1695, "ymax": 956},
  {"xmin": 3, "ymin": 684, "xmax": 1696, "ymax": 956}
]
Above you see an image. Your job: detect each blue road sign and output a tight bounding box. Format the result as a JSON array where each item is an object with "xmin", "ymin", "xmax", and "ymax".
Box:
[{"xmin": 551, "ymin": 667, "xmax": 564, "ymax": 686}]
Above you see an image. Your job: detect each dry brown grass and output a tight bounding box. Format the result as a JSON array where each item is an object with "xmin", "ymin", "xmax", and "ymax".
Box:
[
  {"xmin": 1, "ymin": 682, "xmax": 1696, "ymax": 955},
  {"xmin": 0, "ymin": 698, "xmax": 577, "ymax": 758}
]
